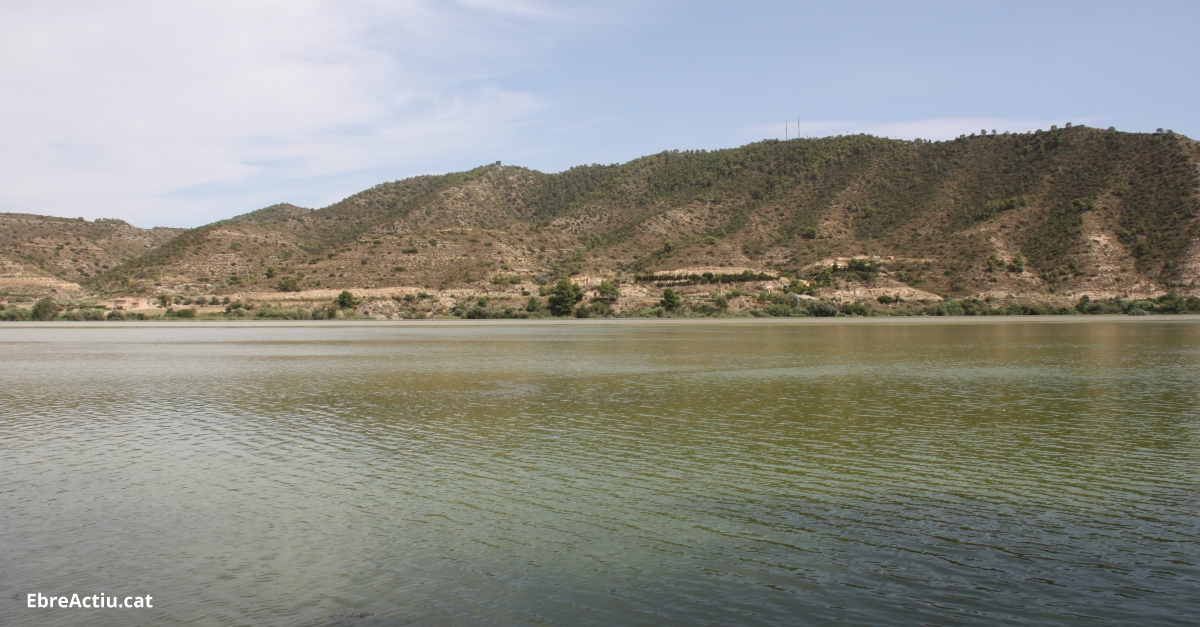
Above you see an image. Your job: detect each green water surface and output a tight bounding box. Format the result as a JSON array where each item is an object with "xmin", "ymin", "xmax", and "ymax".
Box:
[{"xmin": 1, "ymin": 319, "xmax": 1197, "ymax": 626}]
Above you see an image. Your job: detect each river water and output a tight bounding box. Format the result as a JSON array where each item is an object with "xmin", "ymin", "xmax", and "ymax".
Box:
[{"xmin": 2, "ymin": 319, "xmax": 1198, "ymax": 626}]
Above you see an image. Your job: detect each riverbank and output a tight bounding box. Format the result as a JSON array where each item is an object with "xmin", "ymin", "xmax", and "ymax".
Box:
[
  {"xmin": 4, "ymin": 289, "xmax": 1199, "ymax": 322},
  {"xmin": 4, "ymin": 314, "xmax": 1200, "ymax": 329}
]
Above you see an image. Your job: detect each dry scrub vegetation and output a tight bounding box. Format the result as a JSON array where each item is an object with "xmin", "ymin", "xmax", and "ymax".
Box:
[{"xmin": 4, "ymin": 126, "xmax": 1199, "ymax": 318}]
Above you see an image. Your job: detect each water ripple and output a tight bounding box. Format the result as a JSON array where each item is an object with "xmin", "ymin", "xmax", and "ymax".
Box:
[{"xmin": 1, "ymin": 321, "xmax": 1198, "ymax": 626}]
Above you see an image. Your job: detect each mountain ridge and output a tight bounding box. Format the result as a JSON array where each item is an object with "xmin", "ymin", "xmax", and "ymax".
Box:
[{"xmin": 3, "ymin": 126, "xmax": 1198, "ymax": 313}]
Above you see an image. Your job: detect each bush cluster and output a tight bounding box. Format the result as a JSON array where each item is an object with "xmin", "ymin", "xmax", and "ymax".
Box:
[{"xmin": 635, "ymin": 270, "xmax": 775, "ymax": 285}]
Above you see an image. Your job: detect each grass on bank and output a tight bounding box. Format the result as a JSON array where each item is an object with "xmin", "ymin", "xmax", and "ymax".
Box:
[{"xmin": 3, "ymin": 286, "xmax": 1199, "ymax": 322}]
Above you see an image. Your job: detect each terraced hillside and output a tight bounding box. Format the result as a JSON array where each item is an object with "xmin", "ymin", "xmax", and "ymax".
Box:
[{"xmin": 13, "ymin": 125, "xmax": 1200, "ymax": 307}]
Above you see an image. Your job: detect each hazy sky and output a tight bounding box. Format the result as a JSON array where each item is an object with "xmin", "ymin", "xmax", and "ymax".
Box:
[{"xmin": 2, "ymin": 0, "xmax": 1196, "ymax": 228}]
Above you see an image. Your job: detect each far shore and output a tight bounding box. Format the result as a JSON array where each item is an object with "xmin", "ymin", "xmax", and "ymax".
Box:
[{"xmin": 4, "ymin": 314, "xmax": 1200, "ymax": 329}]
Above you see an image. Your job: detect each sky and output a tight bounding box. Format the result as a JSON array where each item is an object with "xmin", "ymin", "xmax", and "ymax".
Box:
[{"xmin": 1, "ymin": 1, "xmax": 1197, "ymax": 228}]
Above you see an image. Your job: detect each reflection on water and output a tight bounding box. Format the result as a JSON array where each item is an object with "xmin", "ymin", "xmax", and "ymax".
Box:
[{"xmin": 1, "ymin": 320, "xmax": 1198, "ymax": 626}]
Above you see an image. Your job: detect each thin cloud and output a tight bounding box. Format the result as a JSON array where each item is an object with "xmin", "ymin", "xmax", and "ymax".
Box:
[
  {"xmin": 456, "ymin": 0, "xmax": 576, "ymax": 20},
  {"xmin": 0, "ymin": 1, "xmax": 560, "ymax": 227}
]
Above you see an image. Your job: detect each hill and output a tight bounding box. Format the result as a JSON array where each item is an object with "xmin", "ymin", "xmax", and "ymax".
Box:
[
  {"xmin": 5, "ymin": 125, "xmax": 1199, "ymax": 315},
  {"xmin": 0, "ymin": 214, "xmax": 182, "ymax": 297}
]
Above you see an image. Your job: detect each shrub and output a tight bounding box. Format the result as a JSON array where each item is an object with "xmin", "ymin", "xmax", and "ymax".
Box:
[
  {"xmin": 62, "ymin": 308, "xmax": 107, "ymax": 321},
  {"xmin": 31, "ymin": 298, "xmax": 61, "ymax": 321},
  {"xmin": 526, "ymin": 295, "xmax": 542, "ymax": 312},
  {"xmin": 309, "ymin": 304, "xmax": 340, "ymax": 320},
  {"xmin": 547, "ymin": 278, "xmax": 583, "ymax": 316},
  {"xmin": 805, "ymin": 300, "xmax": 839, "ymax": 317},
  {"xmin": 579, "ymin": 302, "xmax": 613, "ymax": 318},
  {"xmin": 461, "ymin": 305, "xmax": 526, "ymax": 320},
  {"xmin": 1153, "ymin": 294, "xmax": 1200, "ymax": 314},
  {"xmin": 255, "ymin": 307, "xmax": 311, "ymax": 320},
  {"xmin": 633, "ymin": 269, "xmax": 775, "ymax": 285},
  {"xmin": 935, "ymin": 300, "xmax": 965, "ymax": 316},
  {"xmin": 659, "ymin": 288, "xmax": 682, "ymax": 310},
  {"xmin": 276, "ymin": 277, "xmax": 300, "ymax": 292},
  {"xmin": 596, "ymin": 280, "xmax": 620, "ymax": 300},
  {"xmin": 841, "ymin": 303, "xmax": 869, "ymax": 316},
  {"xmin": 758, "ymin": 303, "xmax": 796, "ymax": 317},
  {"xmin": 491, "ymin": 274, "xmax": 522, "ymax": 285},
  {"xmin": 336, "ymin": 290, "xmax": 357, "ymax": 309},
  {"xmin": 847, "ymin": 258, "xmax": 873, "ymax": 273}
]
